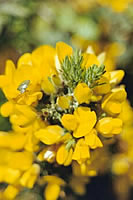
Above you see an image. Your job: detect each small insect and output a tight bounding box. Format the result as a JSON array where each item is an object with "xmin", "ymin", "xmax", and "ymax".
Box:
[{"xmin": 17, "ymin": 80, "xmax": 30, "ymax": 94}]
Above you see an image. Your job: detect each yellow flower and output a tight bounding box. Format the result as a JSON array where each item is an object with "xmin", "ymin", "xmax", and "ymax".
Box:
[
  {"xmin": 0, "ymin": 149, "xmax": 33, "ymax": 171},
  {"xmin": 85, "ymin": 129, "xmax": 103, "ymax": 149},
  {"xmin": 19, "ymin": 164, "xmax": 40, "ymax": 188},
  {"xmin": 57, "ymin": 96, "xmax": 72, "ymax": 109},
  {"xmin": 12, "ymin": 115, "xmax": 46, "ymax": 134},
  {"xmin": 109, "ymin": 70, "xmax": 125, "ymax": 86},
  {"xmin": 0, "ymin": 44, "xmax": 60, "ymax": 104},
  {"xmin": 24, "ymin": 131, "xmax": 39, "ymax": 152},
  {"xmin": 56, "ymin": 144, "xmax": 73, "ymax": 166},
  {"xmin": 41, "ymin": 75, "xmax": 62, "ymax": 95},
  {"xmin": 19, "ymin": 46, "xmax": 59, "ymax": 95},
  {"xmin": 93, "ymin": 74, "xmax": 111, "ymax": 95},
  {"xmin": 61, "ymin": 114, "xmax": 77, "ymax": 131},
  {"xmin": 102, "ymin": 87, "xmax": 127, "ymax": 116},
  {"xmin": 45, "ymin": 183, "xmax": 60, "ymax": 200},
  {"xmin": 0, "ymin": 131, "xmax": 26, "ymax": 151},
  {"xmin": 3, "ymin": 185, "xmax": 19, "ymax": 200},
  {"xmin": 72, "ymin": 139, "xmax": 90, "ymax": 164},
  {"xmin": 96, "ymin": 117, "xmax": 123, "ymax": 137},
  {"xmin": 10, "ymin": 104, "xmax": 37, "ymax": 126},
  {"xmin": 74, "ymin": 83, "xmax": 92, "ymax": 104},
  {"xmin": 16, "ymin": 91, "xmax": 43, "ymax": 106},
  {"xmin": 0, "ymin": 103, "xmax": 37, "ymax": 131},
  {"xmin": 34, "ymin": 125, "xmax": 64, "ymax": 145},
  {"xmin": 61, "ymin": 107, "xmax": 97, "ymax": 138},
  {"xmin": 0, "ymin": 166, "xmax": 21, "ymax": 184},
  {"xmin": 42, "ymin": 175, "xmax": 65, "ymax": 200},
  {"xmin": 31, "ymin": 45, "xmax": 57, "ymax": 80},
  {"xmin": 0, "ymin": 60, "xmax": 42, "ymax": 105}
]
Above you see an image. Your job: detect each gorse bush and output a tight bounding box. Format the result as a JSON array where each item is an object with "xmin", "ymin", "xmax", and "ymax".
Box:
[{"xmin": 0, "ymin": 42, "xmax": 127, "ymax": 200}]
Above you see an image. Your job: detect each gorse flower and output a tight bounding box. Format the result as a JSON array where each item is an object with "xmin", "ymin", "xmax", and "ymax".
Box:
[{"xmin": 0, "ymin": 41, "xmax": 127, "ymax": 199}]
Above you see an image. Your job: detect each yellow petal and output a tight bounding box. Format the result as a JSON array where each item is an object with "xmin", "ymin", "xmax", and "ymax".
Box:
[
  {"xmin": 104, "ymin": 101, "xmax": 122, "ymax": 115},
  {"xmin": 82, "ymin": 53, "xmax": 100, "ymax": 69},
  {"xmin": 93, "ymin": 76, "xmax": 110, "ymax": 95},
  {"xmin": 57, "ymin": 96, "xmax": 71, "ymax": 109},
  {"xmin": 91, "ymin": 95, "xmax": 102, "ymax": 102},
  {"xmin": 72, "ymin": 145, "xmax": 81, "ymax": 161},
  {"xmin": 0, "ymin": 149, "xmax": 33, "ymax": 171},
  {"xmin": 41, "ymin": 78, "xmax": 56, "ymax": 94},
  {"xmin": 56, "ymin": 41, "xmax": 73, "ymax": 62},
  {"xmin": 110, "ymin": 70, "xmax": 125, "ymax": 86},
  {"xmin": 72, "ymin": 139, "xmax": 90, "ymax": 164},
  {"xmin": 85, "ymin": 129, "xmax": 103, "ymax": 149},
  {"xmin": 17, "ymin": 53, "xmax": 32, "ymax": 68},
  {"xmin": 61, "ymin": 114, "xmax": 78, "ymax": 131},
  {"xmin": 44, "ymin": 183, "xmax": 60, "ymax": 200},
  {"xmin": 96, "ymin": 117, "xmax": 122, "ymax": 136},
  {"xmin": 97, "ymin": 52, "xmax": 106, "ymax": 64},
  {"xmin": 0, "ymin": 75, "xmax": 9, "ymax": 88},
  {"xmin": 10, "ymin": 104, "xmax": 37, "ymax": 126},
  {"xmin": 5, "ymin": 60, "xmax": 16, "ymax": 82},
  {"xmin": 0, "ymin": 101, "xmax": 14, "ymax": 117},
  {"xmin": 73, "ymin": 107, "xmax": 97, "ymax": 138},
  {"xmin": 112, "ymin": 118, "xmax": 123, "ymax": 134},
  {"xmin": 32, "ymin": 45, "xmax": 56, "ymax": 69},
  {"xmin": 102, "ymin": 88, "xmax": 127, "ymax": 108},
  {"xmin": 3, "ymin": 185, "xmax": 19, "ymax": 200},
  {"xmin": 96, "ymin": 117, "xmax": 113, "ymax": 135},
  {"xmin": 74, "ymin": 83, "xmax": 92, "ymax": 104},
  {"xmin": 19, "ymin": 91, "xmax": 43, "ymax": 106},
  {"xmin": 102, "ymin": 88, "xmax": 127, "ymax": 115},
  {"xmin": 51, "ymin": 74, "xmax": 62, "ymax": 86},
  {"xmin": 0, "ymin": 166, "xmax": 21, "ymax": 184},
  {"xmin": 19, "ymin": 164, "xmax": 40, "ymax": 188},
  {"xmin": 59, "ymin": 132, "xmax": 72, "ymax": 143},
  {"xmin": 34, "ymin": 125, "xmax": 63, "ymax": 145},
  {"xmin": 64, "ymin": 148, "xmax": 73, "ymax": 166},
  {"xmin": 43, "ymin": 175, "xmax": 65, "ymax": 185},
  {"xmin": 24, "ymin": 132, "xmax": 39, "ymax": 152},
  {"xmin": 0, "ymin": 131, "xmax": 26, "ymax": 150},
  {"xmin": 56, "ymin": 144, "xmax": 69, "ymax": 165}
]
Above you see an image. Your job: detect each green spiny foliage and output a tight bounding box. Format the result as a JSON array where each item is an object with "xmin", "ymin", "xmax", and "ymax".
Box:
[
  {"xmin": 83, "ymin": 64, "xmax": 106, "ymax": 88},
  {"xmin": 61, "ymin": 51, "xmax": 106, "ymax": 91},
  {"xmin": 61, "ymin": 50, "xmax": 84, "ymax": 91}
]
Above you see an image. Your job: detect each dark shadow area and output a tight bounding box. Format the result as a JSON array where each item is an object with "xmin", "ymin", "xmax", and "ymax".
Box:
[{"xmin": 79, "ymin": 174, "xmax": 117, "ymax": 200}]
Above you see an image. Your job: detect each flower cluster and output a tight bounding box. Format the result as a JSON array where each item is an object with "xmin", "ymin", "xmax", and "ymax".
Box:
[{"xmin": 0, "ymin": 42, "xmax": 127, "ymax": 199}]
